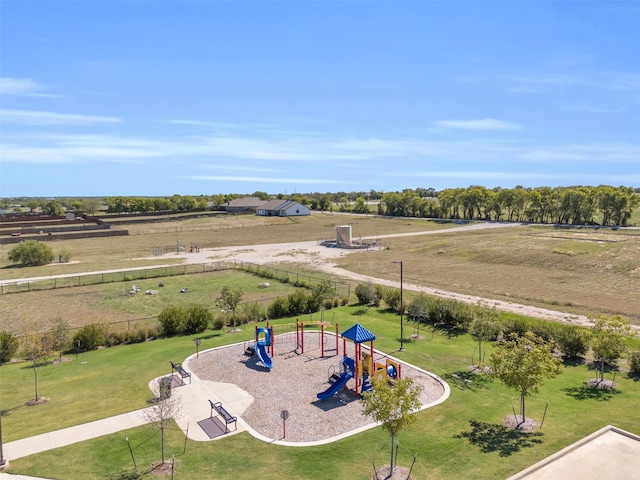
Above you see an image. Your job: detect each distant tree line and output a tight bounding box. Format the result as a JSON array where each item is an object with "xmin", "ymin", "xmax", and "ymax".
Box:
[
  {"xmin": 102, "ymin": 185, "xmax": 640, "ymax": 226},
  {"xmin": 378, "ymin": 185, "xmax": 638, "ymax": 226},
  {"xmin": 3, "ymin": 185, "xmax": 637, "ymax": 226}
]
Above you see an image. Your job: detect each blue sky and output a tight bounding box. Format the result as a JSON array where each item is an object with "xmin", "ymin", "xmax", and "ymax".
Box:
[{"xmin": 1, "ymin": 1, "xmax": 639, "ymax": 197}]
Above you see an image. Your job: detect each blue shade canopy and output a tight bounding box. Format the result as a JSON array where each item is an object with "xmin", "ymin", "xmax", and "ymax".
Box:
[{"xmin": 341, "ymin": 323, "xmax": 376, "ymax": 344}]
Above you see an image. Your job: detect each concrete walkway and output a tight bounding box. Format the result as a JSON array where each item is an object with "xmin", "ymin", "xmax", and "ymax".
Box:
[
  {"xmin": 0, "ymin": 363, "xmax": 252, "ymax": 480},
  {"xmin": 3, "ymin": 368, "xmax": 251, "ymax": 463}
]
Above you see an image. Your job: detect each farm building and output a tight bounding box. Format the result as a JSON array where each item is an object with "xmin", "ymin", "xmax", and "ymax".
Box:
[
  {"xmin": 222, "ymin": 197, "xmax": 266, "ymax": 213},
  {"xmin": 256, "ymin": 200, "xmax": 310, "ymax": 217}
]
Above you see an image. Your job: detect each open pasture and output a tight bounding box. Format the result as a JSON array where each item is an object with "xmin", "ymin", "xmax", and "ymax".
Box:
[
  {"xmin": 0, "ymin": 269, "xmax": 309, "ymax": 332},
  {"xmin": 333, "ymin": 225, "xmax": 640, "ymax": 323},
  {"xmin": 1, "ymin": 215, "xmax": 638, "ymax": 334},
  {"xmin": 0, "ymin": 213, "xmax": 452, "ymax": 280}
]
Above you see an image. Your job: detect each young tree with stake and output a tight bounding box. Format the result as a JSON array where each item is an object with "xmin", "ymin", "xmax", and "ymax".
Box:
[
  {"xmin": 362, "ymin": 377, "xmax": 423, "ymax": 477},
  {"xmin": 490, "ymin": 331, "xmax": 563, "ymax": 428}
]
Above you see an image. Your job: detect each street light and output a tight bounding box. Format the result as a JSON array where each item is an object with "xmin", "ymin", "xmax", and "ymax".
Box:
[
  {"xmin": 0, "ymin": 412, "xmax": 5, "ymax": 467},
  {"xmin": 393, "ymin": 260, "xmax": 404, "ymax": 351}
]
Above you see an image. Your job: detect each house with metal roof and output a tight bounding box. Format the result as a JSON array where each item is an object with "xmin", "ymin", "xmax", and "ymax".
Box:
[
  {"xmin": 222, "ymin": 197, "xmax": 266, "ymax": 213},
  {"xmin": 256, "ymin": 199, "xmax": 311, "ymax": 217}
]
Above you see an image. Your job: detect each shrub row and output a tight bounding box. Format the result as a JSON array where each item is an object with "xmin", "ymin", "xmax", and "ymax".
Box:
[
  {"xmin": 357, "ymin": 283, "xmax": 596, "ymax": 360},
  {"xmin": 71, "ymin": 323, "xmax": 160, "ymax": 352},
  {"xmin": 0, "ymin": 330, "xmax": 20, "ymax": 363},
  {"xmin": 158, "ymin": 306, "xmax": 212, "ymax": 337},
  {"xmin": 265, "ymin": 289, "xmax": 347, "ymax": 321},
  {"xmin": 213, "ymin": 302, "xmax": 267, "ymax": 329}
]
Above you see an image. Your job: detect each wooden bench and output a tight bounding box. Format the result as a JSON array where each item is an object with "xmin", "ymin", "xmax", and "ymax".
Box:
[
  {"xmin": 209, "ymin": 400, "xmax": 237, "ymax": 433},
  {"xmin": 170, "ymin": 361, "xmax": 191, "ymax": 384}
]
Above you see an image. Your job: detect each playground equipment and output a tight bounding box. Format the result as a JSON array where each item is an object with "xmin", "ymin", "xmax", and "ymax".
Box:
[
  {"xmin": 255, "ymin": 327, "xmax": 273, "ymax": 369},
  {"xmin": 246, "ymin": 321, "xmax": 339, "ymax": 371},
  {"xmin": 317, "ymin": 357, "xmax": 355, "ymax": 400},
  {"xmin": 372, "ymin": 358, "xmax": 401, "ymax": 384},
  {"xmin": 317, "ymin": 323, "xmax": 402, "ymax": 400},
  {"xmin": 259, "ymin": 320, "xmax": 339, "ymax": 356},
  {"xmin": 296, "ymin": 320, "xmax": 340, "ymax": 356}
]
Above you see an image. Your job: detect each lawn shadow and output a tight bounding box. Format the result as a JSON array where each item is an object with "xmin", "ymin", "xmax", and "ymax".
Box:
[
  {"xmin": 562, "ymin": 356, "xmax": 586, "ymax": 367},
  {"xmin": 1, "ymin": 404, "xmax": 26, "ymax": 417},
  {"xmin": 586, "ymin": 361, "xmax": 619, "ymax": 375},
  {"xmin": 455, "ymin": 420, "xmax": 544, "ymax": 457},
  {"xmin": 443, "ymin": 370, "xmax": 493, "ymax": 391},
  {"xmin": 198, "ymin": 333, "xmax": 221, "ymax": 340},
  {"xmin": 563, "ymin": 384, "xmax": 622, "ymax": 401},
  {"xmin": 421, "ymin": 323, "xmax": 466, "ymax": 338},
  {"xmin": 106, "ymin": 470, "xmax": 142, "ymax": 480}
]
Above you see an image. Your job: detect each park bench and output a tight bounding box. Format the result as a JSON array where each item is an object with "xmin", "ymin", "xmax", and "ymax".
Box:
[
  {"xmin": 209, "ymin": 399, "xmax": 237, "ymax": 433},
  {"xmin": 170, "ymin": 361, "xmax": 191, "ymax": 384}
]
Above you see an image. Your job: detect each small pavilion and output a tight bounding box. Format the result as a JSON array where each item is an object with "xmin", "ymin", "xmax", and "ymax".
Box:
[{"xmin": 341, "ymin": 323, "xmax": 376, "ymax": 395}]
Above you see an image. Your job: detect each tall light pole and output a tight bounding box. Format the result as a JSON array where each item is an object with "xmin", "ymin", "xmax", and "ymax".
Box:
[
  {"xmin": 0, "ymin": 412, "xmax": 5, "ymax": 467},
  {"xmin": 393, "ymin": 260, "xmax": 404, "ymax": 351}
]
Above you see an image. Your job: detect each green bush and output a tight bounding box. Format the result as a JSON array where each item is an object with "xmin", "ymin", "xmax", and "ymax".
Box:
[
  {"xmin": 0, "ymin": 330, "xmax": 20, "ymax": 364},
  {"xmin": 241, "ymin": 302, "xmax": 267, "ymax": 323},
  {"xmin": 306, "ymin": 295, "xmax": 321, "ymax": 313},
  {"xmin": 7, "ymin": 240, "xmax": 55, "ymax": 266},
  {"xmin": 555, "ymin": 325, "xmax": 590, "ymax": 359},
  {"xmin": 629, "ymin": 351, "xmax": 640, "ymax": 379},
  {"xmin": 72, "ymin": 323, "xmax": 107, "ymax": 352},
  {"xmin": 501, "ymin": 317, "xmax": 530, "ymax": 338},
  {"xmin": 212, "ymin": 316, "xmax": 225, "ymax": 330},
  {"xmin": 267, "ymin": 297, "xmax": 290, "ymax": 320},
  {"xmin": 105, "ymin": 329, "xmax": 128, "ymax": 346},
  {"xmin": 158, "ymin": 306, "xmax": 186, "ymax": 336},
  {"xmin": 131, "ymin": 325, "xmax": 158, "ymax": 343},
  {"xmin": 184, "ymin": 306, "xmax": 212, "ymax": 334},
  {"xmin": 355, "ymin": 281, "xmax": 381, "ymax": 306},
  {"xmin": 287, "ymin": 289, "xmax": 309, "ymax": 315},
  {"xmin": 382, "ymin": 287, "xmax": 401, "ymax": 312}
]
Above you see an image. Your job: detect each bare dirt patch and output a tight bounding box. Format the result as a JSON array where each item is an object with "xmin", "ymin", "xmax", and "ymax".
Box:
[
  {"xmin": 502, "ymin": 415, "xmax": 539, "ymax": 432},
  {"xmin": 371, "ymin": 465, "xmax": 415, "ymax": 480}
]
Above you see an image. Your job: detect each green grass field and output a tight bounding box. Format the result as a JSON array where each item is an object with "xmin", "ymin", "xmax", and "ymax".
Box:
[
  {"xmin": 3, "ymin": 305, "xmax": 640, "ymax": 479},
  {"xmin": 0, "ymin": 269, "xmax": 318, "ymax": 331},
  {"xmin": 2, "ymin": 213, "xmax": 640, "ymax": 479}
]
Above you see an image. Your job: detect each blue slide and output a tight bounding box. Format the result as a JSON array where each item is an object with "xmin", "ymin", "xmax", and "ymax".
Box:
[
  {"xmin": 255, "ymin": 341, "xmax": 273, "ymax": 370},
  {"xmin": 317, "ymin": 371, "xmax": 353, "ymax": 401}
]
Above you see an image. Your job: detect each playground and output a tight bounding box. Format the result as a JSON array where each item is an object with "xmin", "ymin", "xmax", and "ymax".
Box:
[{"xmin": 187, "ymin": 322, "xmax": 448, "ymax": 443}]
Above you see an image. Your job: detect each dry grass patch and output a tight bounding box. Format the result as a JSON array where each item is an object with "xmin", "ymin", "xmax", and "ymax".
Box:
[{"xmin": 338, "ymin": 226, "xmax": 640, "ymax": 322}]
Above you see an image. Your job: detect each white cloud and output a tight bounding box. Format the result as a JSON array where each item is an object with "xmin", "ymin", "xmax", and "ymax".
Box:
[
  {"xmin": 503, "ymin": 71, "xmax": 640, "ymax": 94},
  {"xmin": 0, "ymin": 77, "xmax": 58, "ymax": 97},
  {"xmin": 435, "ymin": 118, "xmax": 521, "ymax": 131},
  {"xmin": 560, "ymin": 103, "xmax": 625, "ymax": 113},
  {"xmin": 0, "ymin": 77, "xmax": 42, "ymax": 95},
  {"xmin": 165, "ymin": 119, "xmax": 246, "ymax": 129},
  {"xmin": 183, "ymin": 175, "xmax": 350, "ymax": 184},
  {"xmin": 199, "ymin": 164, "xmax": 279, "ymax": 173},
  {"xmin": 520, "ymin": 143, "xmax": 640, "ymax": 162},
  {"xmin": 0, "ymin": 109, "xmax": 121, "ymax": 125}
]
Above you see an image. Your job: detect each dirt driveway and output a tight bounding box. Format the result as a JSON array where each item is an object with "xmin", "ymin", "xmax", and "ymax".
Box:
[{"xmin": 174, "ymin": 223, "xmax": 599, "ymax": 329}]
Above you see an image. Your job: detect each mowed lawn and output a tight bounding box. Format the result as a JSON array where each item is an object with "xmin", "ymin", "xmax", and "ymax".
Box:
[{"xmin": 3, "ymin": 305, "xmax": 640, "ymax": 480}]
